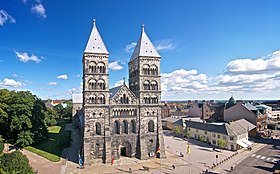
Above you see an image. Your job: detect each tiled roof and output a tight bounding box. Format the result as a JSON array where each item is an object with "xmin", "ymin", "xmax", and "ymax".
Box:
[
  {"xmin": 109, "ymin": 85, "xmax": 122, "ymax": 99},
  {"xmin": 185, "ymin": 119, "xmax": 252, "ymax": 136}
]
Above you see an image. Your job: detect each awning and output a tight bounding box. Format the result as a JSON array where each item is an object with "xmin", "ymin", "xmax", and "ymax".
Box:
[
  {"xmin": 244, "ymin": 140, "xmax": 253, "ymax": 146},
  {"xmin": 236, "ymin": 140, "xmax": 248, "ymax": 148}
]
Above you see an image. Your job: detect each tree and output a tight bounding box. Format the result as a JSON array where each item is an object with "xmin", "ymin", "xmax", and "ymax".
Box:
[
  {"xmin": 45, "ymin": 108, "xmax": 57, "ymax": 126},
  {"xmin": 0, "ymin": 89, "xmax": 49, "ymax": 147},
  {"xmin": 53, "ymin": 104, "xmax": 64, "ymax": 118},
  {"xmin": 174, "ymin": 127, "xmax": 181, "ymax": 135},
  {"xmin": 184, "ymin": 131, "xmax": 191, "ymax": 138},
  {"xmin": 199, "ymin": 136, "xmax": 206, "ymax": 142},
  {"xmin": 217, "ymin": 139, "xmax": 227, "ymax": 150},
  {"xmin": 0, "ymin": 151, "xmax": 34, "ymax": 174}
]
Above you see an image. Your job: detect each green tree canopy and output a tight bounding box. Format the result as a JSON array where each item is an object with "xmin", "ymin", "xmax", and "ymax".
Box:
[{"xmin": 0, "ymin": 151, "xmax": 33, "ymax": 174}]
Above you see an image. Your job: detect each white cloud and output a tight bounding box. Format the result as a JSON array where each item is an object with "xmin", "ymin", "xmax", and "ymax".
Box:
[
  {"xmin": 12, "ymin": 74, "xmax": 17, "ymax": 77},
  {"xmin": 108, "ymin": 61, "xmax": 123, "ymax": 71},
  {"xmin": 57, "ymin": 74, "xmax": 68, "ymax": 80},
  {"xmin": 0, "ymin": 78, "xmax": 25, "ymax": 88},
  {"xmin": 161, "ymin": 68, "xmax": 209, "ymax": 96},
  {"xmin": 15, "ymin": 51, "xmax": 42, "ymax": 63},
  {"xmin": 75, "ymin": 74, "xmax": 80, "ymax": 77},
  {"xmin": 22, "ymin": 0, "xmax": 28, "ymax": 4},
  {"xmin": 114, "ymin": 80, "xmax": 124, "ymax": 87},
  {"xmin": 155, "ymin": 39, "xmax": 175, "ymax": 51},
  {"xmin": 48, "ymin": 82, "xmax": 57, "ymax": 86},
  {"xmin": 124, "ymin": 42, "xmax": 137, "ymax": 52},
  {"xmin": 227, "ymin": 50, "xmax": 280, "ymax": 73},
  {"xmin": 31, "ymin": 3, "xmax": 46, "ymax": 18},
  {"xmin": 0, "ymin": 10, "xmax": 16, "ymax": 26}
]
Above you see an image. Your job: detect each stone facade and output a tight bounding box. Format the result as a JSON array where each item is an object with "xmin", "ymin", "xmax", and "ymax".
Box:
[{"xmin": 82, "ymin": 21, "xmax": 166, "ymax": 165}]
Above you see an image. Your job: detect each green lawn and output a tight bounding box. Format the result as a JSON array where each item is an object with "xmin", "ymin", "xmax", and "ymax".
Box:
[{"xmin": 25, "ymin": 124, "xmax": 71, "ymax": 162}]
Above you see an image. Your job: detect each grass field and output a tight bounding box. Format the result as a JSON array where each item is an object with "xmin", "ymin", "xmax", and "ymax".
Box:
[{"xmin": 25, "ymin": 121, "xmax": 71, "ymax": 162}]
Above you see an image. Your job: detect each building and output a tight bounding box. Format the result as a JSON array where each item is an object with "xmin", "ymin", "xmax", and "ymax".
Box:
[
  {"xmin": 160, "ymin": 103, "xmax": 170, "ymax": 118},
  {"xmin": 81, "ymin": 20, "xmax": 166, "ymax": 165},
  {"xmin": 224, "ymin": 102, "xmax": 268, "ymax": 131},
  {"xmin": 188, "ymin": 102, "xmax": 215, "ymax": 120},
  {"xmin": 185, "ymin": 119, "xmax": 255, "ymax": 151}
]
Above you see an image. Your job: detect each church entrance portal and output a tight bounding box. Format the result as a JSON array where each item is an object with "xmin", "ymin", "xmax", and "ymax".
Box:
[
  {"xmin": 121, "ymin": 147, "xmax": 127, "ymax": 156},
  {"xmin": 119, "ymin": 141, "xmax": 132, "ymax": 157}
]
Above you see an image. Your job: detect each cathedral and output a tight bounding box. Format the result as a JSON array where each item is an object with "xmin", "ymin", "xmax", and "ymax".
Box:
[{"xmin": 82, "ymin": 19, "xmax": 166, "ymax": 165}]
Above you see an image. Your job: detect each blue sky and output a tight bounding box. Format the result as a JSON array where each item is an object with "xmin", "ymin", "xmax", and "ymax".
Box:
[{"xmin": 1, "ymin": 0, "xmax": 280, "ymax": 100}]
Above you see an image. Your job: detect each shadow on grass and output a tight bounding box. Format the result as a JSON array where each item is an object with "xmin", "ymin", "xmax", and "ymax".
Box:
[{"xmin": 26, "ymin": 123, "xmax": 71, "ymax": 162}]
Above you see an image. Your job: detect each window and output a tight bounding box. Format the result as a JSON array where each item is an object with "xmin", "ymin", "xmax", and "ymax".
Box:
[
  {"xmin": 217, "ymin": 135, "xmax": 220, "ymax": 139},
  {"xmin": 213, "ymin": 134, "xmax": 216, "ymax": 137},
  {"xmin": 122, "ymin": 120, "xmax": 128, "ymax": 134},
  {"xmin": 230, "ymin": 136, "xmax": 234, "ymax": 141},
  {"xmin": 212, "ymin": 140, "xmax": 216, "ymax": 145},
  {"xmin": 131, "ymin": 120, "xmax": 136, "ymax": 133},
  {"xmin": 96, "ymin": 122, "xmax": 101, "ymax": 135},
  {"xmin": 120, "ymin": 94, "xmax": 129, "ymax": 104},
  {"xmin": 223, "ymin": 136, "xmax": 226, "ymax": 140},
  {"xmin": 114, "ymin": 121, "xmax": 120, "ymax": 134},
  {"xmin": 205, "ymin": 131, "xmax": 207, "ymax": 135},
  {"xmin": 196, "ymin": 129, "xmax": 198, "ymax": 133},
  {"xmin": 148, "ymin": 120, "xmax": 154, "ymax": 132}
]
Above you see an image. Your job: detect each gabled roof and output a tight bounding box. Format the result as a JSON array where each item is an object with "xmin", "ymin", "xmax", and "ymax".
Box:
[
  {"xmin": 232, "ymin": 118, "xmax": 256, "ymax": 131},
  {"xmin": 84, "ymin": 19, "xmax": 109, "ymax": 54},
  {"xmin": 109, "ymin": 84, "xmax": 137, "ymax": 100},
  {"xmin": 130, "ymin": 25, "xmax": 160, "ymax": 61},
  {"xmin": 243, "ymin": 103, "xmax": 257, "ymax": 111},
  {"xmin": 185, "ymin": 119, "xmax": 251, "ymax": 136},
  {"xmin": 109, "ymin": 86, "xmax": 122, "ymax": 99}
]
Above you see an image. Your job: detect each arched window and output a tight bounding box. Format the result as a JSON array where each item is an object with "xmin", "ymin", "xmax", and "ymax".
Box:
[
  {"xmin": 122, "ymin": 120, "xmax": 128, "ymax": 134},
  {"xmin": 142, "ymin": 64, "xmax": 150, "ymax": 75},
  {"xmin": 150, "ymin": 81, "xmax": 158, "ymax": 90},
  {"xmin": 144, "ymin": 80, "xmax": 150, "ymax": 90},
  {"xmin": 151, "ymin": 96, "xmax": 158, "ymax": 104},
  {"xmin": 131, "ymin": 120, "xmax": 136, "ymax": 133},
  {"xmin": 148, "ymin": 120, "xmax": 154, "ymax": 132},
  {"xmin": 98, "ymin": 94, "xmax": 105, "ymax": 104},
  {"xmin": 150, "ymin": 65, "xmax": 158, "ymax": 75},
  {"xmin": 96, "ymin": 122, "xmax": 101, "ymax": 135},
  {"xmin": 120, "ymin": 94, "xmax": 129, "ymax": 104},
  {"xmin": 97, "ymin": 62, "xmax": 106, "ymax": 73},
  {"xmin": 114, "ymin": 120, "xmax": 120, "ymax": 134},
  {"xmin": 88, "ymin": 61, "xmax": 97, "ymax": 73},
  {"xmin": 88, "ymin": 79, "xmax": 97, "ymax": 90},
  {"xmin": 89, "ymin": 96, "xmax": 97, "ymax": 104},
  {"xmin": 97, "ymin": 79, "xmax": 105, "ymax": 90}
]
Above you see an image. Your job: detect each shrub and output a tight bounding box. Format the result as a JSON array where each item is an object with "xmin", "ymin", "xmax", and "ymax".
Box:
[
  {"xmin": 0, "ymin": 142, "xmax": 4, "ymax": 154},
  {"xmin": 0, "ymin": 151, "xmax": 33, "ymax": 174},
  {"xmin": 199, "ymin": 136, "xmax": 206, "ymax": 142}
]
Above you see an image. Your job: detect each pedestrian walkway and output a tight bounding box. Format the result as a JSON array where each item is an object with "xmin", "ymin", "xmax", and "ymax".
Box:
[
  {"xmin": 212, "ymin": 142, "xmax": 267, "ymax": 174},
  {"xmin": 250, "ymin": 153, "xmax": 279, "ymax": 163}
]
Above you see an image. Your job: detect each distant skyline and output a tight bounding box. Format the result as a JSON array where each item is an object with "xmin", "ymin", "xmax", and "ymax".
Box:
[{"xmin": 1, "ymin": 0, "xmax": 280, "ymax": 100}]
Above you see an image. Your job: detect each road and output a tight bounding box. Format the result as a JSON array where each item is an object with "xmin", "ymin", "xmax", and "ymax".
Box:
[{"xmin": 232, "ymin": 139, "xmax": 280, "ymax": 174}]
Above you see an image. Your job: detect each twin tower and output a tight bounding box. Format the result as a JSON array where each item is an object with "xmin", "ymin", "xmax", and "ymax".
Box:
[{"xmin": 82, "ymin": 20, "xmax": 166, "ymax": 165}]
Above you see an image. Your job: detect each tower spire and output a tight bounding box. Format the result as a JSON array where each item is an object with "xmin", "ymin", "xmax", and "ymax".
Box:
[
  {"xmin": 84, "ymin": 19, "xmax": 109, "ymax": 54},
  {"xmin": 93, "ymin": 18, "xmax": 96, "ymax": 27}
]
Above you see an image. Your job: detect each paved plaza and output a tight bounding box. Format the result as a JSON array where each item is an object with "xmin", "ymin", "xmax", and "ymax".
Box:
[{"xmin": 64, "ymin": 130, "xmax": 235, "ymax": 174}]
